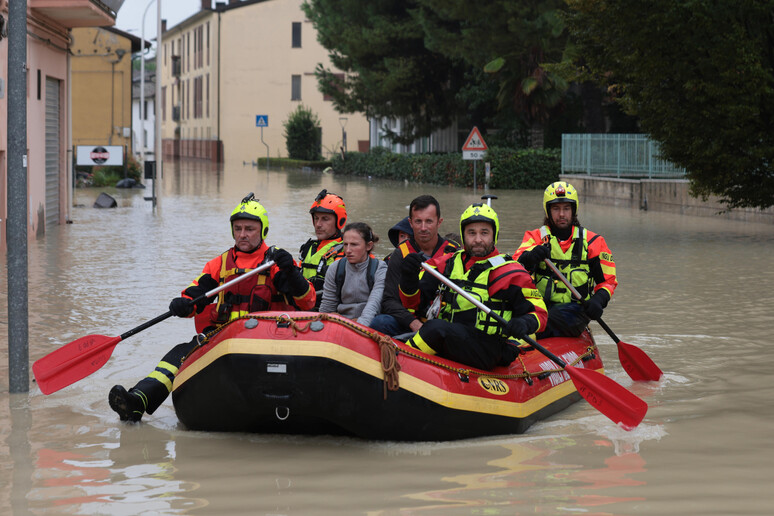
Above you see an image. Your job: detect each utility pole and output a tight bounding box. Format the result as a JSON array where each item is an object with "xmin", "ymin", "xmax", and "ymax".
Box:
[{"xmin": 7, "ymin": 0, "xmax": 29, "ymax": 392}]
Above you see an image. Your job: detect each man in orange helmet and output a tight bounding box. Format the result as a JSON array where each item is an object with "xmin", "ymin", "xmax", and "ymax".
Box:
[
  {"xmin": 514, "ymin": 181, "xmax": 617, "ymax": 337},
  {"xmin": 108, "ymin": 194, "xmax": 315, "ymax": 423},
  {"xmin": 298, "ymin": 189, "xmax": 347, "ymax": 309}
]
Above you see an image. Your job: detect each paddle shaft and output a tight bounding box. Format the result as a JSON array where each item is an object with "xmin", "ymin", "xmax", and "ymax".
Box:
[
  {"xmin": 118, "ymin": 260, "xmax": 275, "ymax": 340},
  {"xmin": 541, "ymin": 258, "xmax": 619, "ymax": 343},
  {"xmin": 419, "ymin": 262, "xmax": 648, "ymax": 429},
  {"xmin": 33, "ymin": 261, "xmax": 276, "ymax": 394},
  {"xmin": 420, "ymin": 263, "xmax": 566, "ymax": 367}
]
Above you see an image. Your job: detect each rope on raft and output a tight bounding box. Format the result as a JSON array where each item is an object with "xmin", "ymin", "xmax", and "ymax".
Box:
[{"xmin": 188, "ymin": 313, "xmax": 597, "ymax": 396}]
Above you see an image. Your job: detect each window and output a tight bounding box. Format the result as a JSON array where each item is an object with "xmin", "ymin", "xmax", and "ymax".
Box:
[
  {"xmin": 207, "ymin": 22, "xmax": 210, "ymax": 66},
  {"xmin": 162, "ymin": 86, "xmax": 166, "ymax": 121},
  {"xmin": 206, "ymin": 74, "xmax": 210, "ymax": 118},
  {"xmin": 291, "ymin": 75, "xmax": 301, "ymax": 100},
  {"xmin": 292, "ymin": 22, "xmax": 301, "ymax": 48},
  {"xmin": 143, "ymin": 100, "xmax": 148, "ymax": 120}
]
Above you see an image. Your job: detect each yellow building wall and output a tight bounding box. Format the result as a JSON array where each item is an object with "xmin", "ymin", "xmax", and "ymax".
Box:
[
  {"xmin": 71, "ymin": 27, "xmax": 134, "ymax": 153},
  {"xmin": 161, "ymin": 0, "xmax": 369, "ymax": 162}
]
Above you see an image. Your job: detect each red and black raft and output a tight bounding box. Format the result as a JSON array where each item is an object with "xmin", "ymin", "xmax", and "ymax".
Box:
[{"xmin": 171, "ymin": 312, "xmax": 603, "ymax": 441}]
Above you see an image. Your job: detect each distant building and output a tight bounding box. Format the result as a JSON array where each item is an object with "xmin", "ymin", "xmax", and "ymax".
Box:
[
  {"xmin": 369, "ymin": 117, "xmax": 459, "ymax": 154},
  {"xmin": 0, "ymin": 0, "xmax": 119, "ymax": 250},
  {"xmin": 159, "ymin": 0, "xmax": 370, "ymax": 162},
  {"xmin": 70, "ymin": 26, "xmax": 144, "ymax": 160},
  {"xmin": 132, "ymin": 58, "xmax": 156, "ymax": 162}
]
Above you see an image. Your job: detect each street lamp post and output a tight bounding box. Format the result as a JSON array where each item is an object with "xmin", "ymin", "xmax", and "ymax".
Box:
[
  {"xmin": 140, "ymin": 0, "xmax": 156, "ymax": 169},
  {"xmin": 339, "ymin": 116, "xmax": 348, "ymax": 155}
]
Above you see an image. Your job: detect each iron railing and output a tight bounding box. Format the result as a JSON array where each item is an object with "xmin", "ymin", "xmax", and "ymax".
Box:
[{"xmin": 561, "ymin": 134, "xmax": 686, "ymax": 179}]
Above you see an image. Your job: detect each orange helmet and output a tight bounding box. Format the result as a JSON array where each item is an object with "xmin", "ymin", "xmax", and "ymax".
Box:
[{"xmin": 309, "ymin": 189, "xmax": 347, "ymax": 231}]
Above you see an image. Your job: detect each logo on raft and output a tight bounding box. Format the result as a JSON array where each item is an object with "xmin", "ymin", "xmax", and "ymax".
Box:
[{"xmin": 477, "ymin": 377, "xmax": 510, "ymax": 395}]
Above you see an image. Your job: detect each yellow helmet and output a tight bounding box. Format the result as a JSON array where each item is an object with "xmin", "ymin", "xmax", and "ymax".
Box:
[
  {"xmin": 460, "ymin": 203, "xmax": 500, "ymax": 245},
  {"xmin": 230, "ymin": 193, "xmax": 269, "ymax": 239},
  {"xmin": 543, "ymin": 181, "xmax": 579, "ymax": 217}
]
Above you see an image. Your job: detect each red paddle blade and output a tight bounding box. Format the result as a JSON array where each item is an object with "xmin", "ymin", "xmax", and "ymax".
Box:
[
  {"xmin": 617, "ymin": 341, "xmax": 664, "ymax": 382},
  {"xmin": 566, "ymin": 365, "xmax": 648, "ymax": 430},
  {"xmin": 33, "ymin": 335, "xmax": 122, "ymax": 395}
]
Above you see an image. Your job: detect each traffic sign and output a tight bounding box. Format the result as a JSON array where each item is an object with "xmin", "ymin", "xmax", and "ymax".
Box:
[
  {"xmin": 462, "ymin": 126, "xmax": 487, "ymax": 161},
  {"xmin": 256, "ymin": 115, "xmax": 268, "ymax": 127}
]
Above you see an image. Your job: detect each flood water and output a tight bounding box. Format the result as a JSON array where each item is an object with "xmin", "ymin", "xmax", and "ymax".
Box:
[{"xmin": 2, "ymin": 159, "xmax": 773, "ymax": 514}]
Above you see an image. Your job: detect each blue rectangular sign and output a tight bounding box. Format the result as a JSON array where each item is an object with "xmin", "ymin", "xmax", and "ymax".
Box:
[{"xmin": 256, "ymin": 115, "xmax": 268, "ymax": 127}]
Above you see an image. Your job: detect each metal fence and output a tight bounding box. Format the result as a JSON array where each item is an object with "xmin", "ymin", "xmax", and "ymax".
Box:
[{"xmin": 561, "ymin": 134, "xmax": 686, "ymax": 179}]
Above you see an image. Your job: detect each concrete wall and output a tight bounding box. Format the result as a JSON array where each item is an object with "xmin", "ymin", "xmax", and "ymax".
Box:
[{"xmin": 562, "ymin": 174, "xmax": 774, "ymax": 224}]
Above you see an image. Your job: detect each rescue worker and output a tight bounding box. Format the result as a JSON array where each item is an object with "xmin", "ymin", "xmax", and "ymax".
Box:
[
  {"xmin": 399, "ymin": 203, "xmax": 548, "ymax": 370},
  {"xmin": 108, "ymin": 193, "xmax": 315, "ymax": 422},
  {"xmin": 370, "ymin": 195, "xmax": 458, "ymax": 337},
  {"xmin": 514, "ymin": 181, "xmax": 617, "ymax": 337},
  {"xmin": 298, "ymin": 189, "xmax": 347, "ymax": 309}
]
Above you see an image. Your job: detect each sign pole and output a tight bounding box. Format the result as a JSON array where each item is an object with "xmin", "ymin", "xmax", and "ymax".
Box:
[{"xmin": 256, "ymin": 115, "xmax": 269, "ymax": 171}]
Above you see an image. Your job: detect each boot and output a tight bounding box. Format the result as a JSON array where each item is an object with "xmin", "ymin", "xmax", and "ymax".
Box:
[{"xmin": 109, "ymin": 385, "xmax": 147, "ymax": 422}]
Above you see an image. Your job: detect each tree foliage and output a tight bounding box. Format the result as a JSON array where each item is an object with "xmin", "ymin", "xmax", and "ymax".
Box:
[
  {"xmin": 303, "ymin": 0, "xmax": 577, "ymax": 147},
  {"xmin": 414, "ymin": 0, "xmax": 569, "ymax": 126},
  {"xmin": 302, "ymin": 0, "xmax": 467, "ymax": 144},
  {"xmin": 565, "ymin": 0, "xmax": 774, "ymax": 209},
  {"xmin": 283, "ymin": 105, "xmax": 322, "ymax": 161}
]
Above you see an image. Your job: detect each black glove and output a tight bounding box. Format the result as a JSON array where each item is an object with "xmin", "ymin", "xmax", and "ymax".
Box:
[
  {"xmin": 273, "ymin": 248, "xmax": 296, "ymax": 271},
  {"xmin": 505, "ymin": 316, "xmax": 530, "ymax": 340},
  {"xmin": 169, "ymin": 297, "xmax": 195, "ymax": 318},
  {"xmin": 583, "ymin": 291, "xmax": 609, "ymax": 320},
  {"xmin": 400, "ymin": 253, "xmax": 424, "ymax": 293},
  {"xmin": 518, "ymin": 244, "xmax": 550, "ymax": 271}
]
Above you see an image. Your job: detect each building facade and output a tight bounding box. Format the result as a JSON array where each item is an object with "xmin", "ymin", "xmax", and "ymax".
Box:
[
  {"xmin": 0, "ymin": 0, "xmax": 118, "ymax": 250},
  {"xmin": 132, "ymin": 59, "xmax": 156, "ymax": 162},
  {"xmin": 71, "ymin": 26, "xmax": 143, "ymax": 158},
  {"xmin": 159, "ymin": 0, "xmax": 369, "ymax": 163}
]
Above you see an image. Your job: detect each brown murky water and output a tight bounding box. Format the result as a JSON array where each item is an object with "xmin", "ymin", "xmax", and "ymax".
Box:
[{"xmin": 1, "ymin": 159, "xmax": 773, "ymax": 514}]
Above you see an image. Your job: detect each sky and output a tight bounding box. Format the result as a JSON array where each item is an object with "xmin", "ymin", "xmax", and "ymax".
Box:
[{"xmin": 114, "ymin": 0, "xmax": 200, "ymax": 40}]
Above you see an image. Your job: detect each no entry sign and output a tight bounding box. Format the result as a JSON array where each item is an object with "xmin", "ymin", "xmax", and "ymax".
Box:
[{"xmin": 76, "ymin": 145, "xmax": 124, "ymax": 166}]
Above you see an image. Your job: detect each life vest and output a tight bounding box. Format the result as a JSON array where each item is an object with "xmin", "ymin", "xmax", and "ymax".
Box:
[
  {"xmin": 398, "ymin": 237, "xmax": 456, "ymax": 260},
  {"xmin": 334, "ymin": 256, "xmax": 379, "ymax": 302},
  {"xmin": 437, "ymin": 251, "xmax": 514, "ymax": 335},
  {"xmin": 534, "ymin": 225, "xmax": 598, "ymax": 304},
  {"xmin": 299, "ymin": 238, "xmax": 343, "ymax": 295},
  {"xmin": 195, "ymin": 246, "xmax": 294, "ymax": 332}
]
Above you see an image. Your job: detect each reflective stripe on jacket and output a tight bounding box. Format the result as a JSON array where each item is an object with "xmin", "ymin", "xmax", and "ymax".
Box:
[{"xmin": 438, "ymin": 252, "xmax": 514, "ymax": 335}]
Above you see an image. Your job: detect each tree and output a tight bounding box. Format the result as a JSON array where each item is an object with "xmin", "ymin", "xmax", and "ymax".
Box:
[
  {"xmin": 565, "ymin": 0, "xmax": 774, "ymax": 209},
  {"xmin": 302, "ymin": 0, "xmax": 468, "ymax": 144},
  {"xmin": 284, "ymin": 105, "xmax": 322, "ymax": 161},
  {"xmin": 415, "ymin": 0, "xmax": 570, "ymax": 141}
]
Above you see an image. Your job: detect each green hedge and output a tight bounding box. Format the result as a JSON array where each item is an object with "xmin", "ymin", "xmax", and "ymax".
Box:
[{"xmin": 330, "ymin": 147, "xmax": 560, "ymax": 189}]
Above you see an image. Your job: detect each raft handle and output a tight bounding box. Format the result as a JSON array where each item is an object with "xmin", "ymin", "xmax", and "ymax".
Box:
[{"xmin": 275, "ymin": 406, "xmax": 290, "ymax": 421}]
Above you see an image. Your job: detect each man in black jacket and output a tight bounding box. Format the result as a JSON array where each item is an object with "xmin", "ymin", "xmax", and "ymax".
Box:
[{"xmin": 370, "ymin": 195, "xmax": 457, "ymax": 337}]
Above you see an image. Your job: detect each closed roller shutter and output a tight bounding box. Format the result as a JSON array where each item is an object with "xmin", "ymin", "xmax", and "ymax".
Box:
[{"xmin": 45, "ymin": 77, "xmax": 61, "ymax": 228}]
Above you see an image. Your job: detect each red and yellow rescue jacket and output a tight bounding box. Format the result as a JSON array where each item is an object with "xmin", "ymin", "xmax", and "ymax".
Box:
[
  {"xmin": 514, "ymin": 225, "xmax": 617, "ymax": 305},
  {"xmin": 183, "ymin": 242, "xmax": 315, "ymax": 332},
  {"xmin": 400, "ymin": 248, "xmax": 548, "ymax": 336}
]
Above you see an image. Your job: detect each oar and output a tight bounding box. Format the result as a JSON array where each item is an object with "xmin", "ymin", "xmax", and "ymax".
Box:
[
  {"xmin": 33, "ymin": 261, "xmax": 276, "ymax": 395},
  {"xmin": 542, "ymin": 258, "xmax": 663, "ymax": 381},
  {"xmin": 421, "ymin": 262, "xmax": 647, "ymax": 430}
]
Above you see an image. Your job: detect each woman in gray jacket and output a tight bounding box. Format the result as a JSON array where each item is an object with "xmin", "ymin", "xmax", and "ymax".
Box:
[{"xmin": 319, "ymin": 222, "xmax": 386, "ymax": 327}]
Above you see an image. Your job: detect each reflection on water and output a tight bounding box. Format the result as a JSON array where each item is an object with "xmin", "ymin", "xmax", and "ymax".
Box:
[{"xmin": 2, "ymin": 158, "xmax": 774, "ymax": 514}]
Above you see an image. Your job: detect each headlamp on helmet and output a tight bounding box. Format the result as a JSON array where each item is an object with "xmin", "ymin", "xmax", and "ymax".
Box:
[
  {"xmin": 230, "ymin": 192, "xmax": 269, "ymax": 239},
  {"xmin": 459, "ymin": 203, "xmax": 500, "ymax": 245},
  {"xmin": 309, "ymin": 189, "xmax": 347, "ymax": 231},
  {"xmin": 543, "ymin": 181, "xmax": 579, "ymax": 217}
]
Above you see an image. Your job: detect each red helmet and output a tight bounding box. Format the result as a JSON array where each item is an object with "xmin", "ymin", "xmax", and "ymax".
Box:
[{"xmin": 309, "ymin": 189, "xmax": 347, "ymax": 231}]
